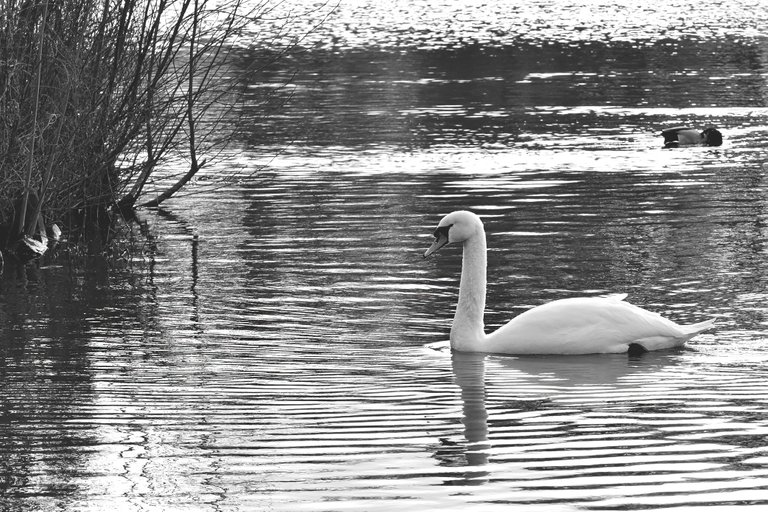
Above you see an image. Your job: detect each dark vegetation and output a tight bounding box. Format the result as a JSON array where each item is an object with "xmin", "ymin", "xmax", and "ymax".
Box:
[{"xmin": 0, "ymin": 0, "xmax": 323, "ymax": 264}]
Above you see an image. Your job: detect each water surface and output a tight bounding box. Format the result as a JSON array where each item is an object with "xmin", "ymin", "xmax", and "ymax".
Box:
[{"xmin": 2, "ymin": 1, "xmax": 768, "ymax": 510}]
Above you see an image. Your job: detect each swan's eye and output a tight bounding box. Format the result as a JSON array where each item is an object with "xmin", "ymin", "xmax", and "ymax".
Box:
[{"xmin": 434, "ymin": 225, "xmax": 451, "ymax": 239}]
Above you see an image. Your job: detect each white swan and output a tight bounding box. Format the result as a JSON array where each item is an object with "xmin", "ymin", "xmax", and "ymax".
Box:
[{"xmin": 423, "ymin": 210, "xmax": 715, "ymax": 355}]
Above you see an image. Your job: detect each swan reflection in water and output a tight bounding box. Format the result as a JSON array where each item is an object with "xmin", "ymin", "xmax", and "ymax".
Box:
[
  {"xmin": 435, "ymin": 352, "xmax": 491, "ymax": 475},
  {"xmin": 434, "ymin": 349, "xmax": 684, "ymax": 485}
]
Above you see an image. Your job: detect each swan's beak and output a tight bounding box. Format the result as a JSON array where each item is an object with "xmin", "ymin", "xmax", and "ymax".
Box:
[{"xmin": 424, "ymin": 232, "xmax": 449, "ymax": 258}]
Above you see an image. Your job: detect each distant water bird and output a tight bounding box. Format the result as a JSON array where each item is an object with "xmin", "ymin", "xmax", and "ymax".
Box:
[
  {"xmin": 47, "ymin": 223, "xmax": 62, "ymax": 250},
  {"xmin": 662, "ymin": 126, "xmax": 723, "ymax": 148},
  {"xmin": 423, "ymin": 210, "xmax": 715, "ymax": 355},
  {"xmin": 17, "ymin": 236, "xmax": 47, "ymax": 261}
]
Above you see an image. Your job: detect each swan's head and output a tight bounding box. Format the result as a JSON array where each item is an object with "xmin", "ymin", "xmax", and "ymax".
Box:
[{"xmin": 424, "ymin": 210, "xmax": 484, "ymax": 258}]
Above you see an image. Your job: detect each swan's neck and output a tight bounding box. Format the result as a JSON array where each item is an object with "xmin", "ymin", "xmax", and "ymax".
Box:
[{"xmin": 451, "ymin": 233, "xmax": 487, "ymax": 350}]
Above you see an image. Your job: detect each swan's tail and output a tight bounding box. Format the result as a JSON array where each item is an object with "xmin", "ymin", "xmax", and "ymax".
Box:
[
  {"xmin": 680, "ymin": 318, "xmax": 716, "ymax": 336},
  {"xmin": 638, "ymin": 319, "xmax": 716, "ymax": 352}
]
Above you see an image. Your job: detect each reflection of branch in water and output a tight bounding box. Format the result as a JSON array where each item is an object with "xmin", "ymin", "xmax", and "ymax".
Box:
[
  {"xmin": 153, "ymin": 207, "xmax": 202, "ymax": 334},
  {"xmin": 432, "ymin": 352, "xmax": 491, "ymax": 485}
]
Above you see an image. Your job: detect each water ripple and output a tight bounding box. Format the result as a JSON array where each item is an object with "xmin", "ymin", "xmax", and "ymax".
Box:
[{"xmin": 255, "ymin": 0, "xmax": 768, "ymax": 50}]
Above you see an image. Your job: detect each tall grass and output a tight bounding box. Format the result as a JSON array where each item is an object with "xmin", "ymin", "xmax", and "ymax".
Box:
[{"xmin": 0, "ymin": 0, "xmax": 305, "ymax": 252}]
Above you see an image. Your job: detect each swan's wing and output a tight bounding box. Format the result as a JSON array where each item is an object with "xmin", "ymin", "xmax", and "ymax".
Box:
[{"xmin": 487, "ymin": 297, "xmax": 697, "ymax": 354}]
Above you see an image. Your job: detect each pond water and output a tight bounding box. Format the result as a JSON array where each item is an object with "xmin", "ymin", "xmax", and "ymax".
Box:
[{"xmin": 3, "ymin": 1, "xmax": 768, "ymax": 510}]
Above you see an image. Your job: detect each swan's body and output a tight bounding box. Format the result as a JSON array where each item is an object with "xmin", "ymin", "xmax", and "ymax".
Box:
[{"xmin": 424, "ymin": 211, "xmax": 715, "ymax": 355}]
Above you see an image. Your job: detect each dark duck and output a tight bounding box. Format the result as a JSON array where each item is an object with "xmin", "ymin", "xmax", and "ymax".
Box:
[{"xmin": 662, "ymin": 126, "xmax": 723, "ymax": 148}]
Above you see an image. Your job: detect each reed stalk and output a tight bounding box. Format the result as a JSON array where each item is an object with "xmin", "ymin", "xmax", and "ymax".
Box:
[{"xmin": 17, "ymin": 0, "xmax": 47, "ymax": 238}]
